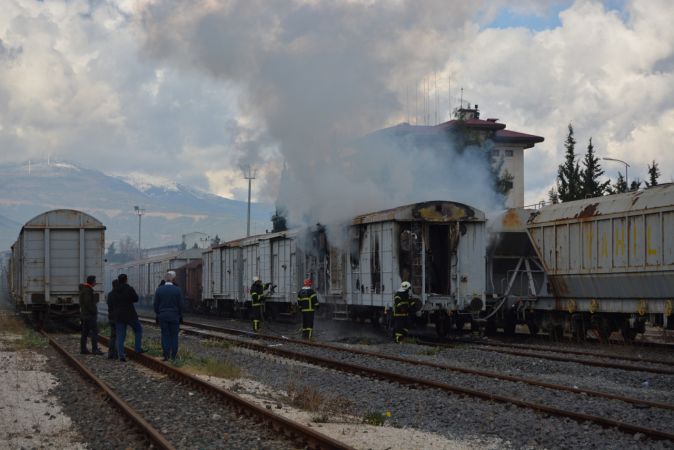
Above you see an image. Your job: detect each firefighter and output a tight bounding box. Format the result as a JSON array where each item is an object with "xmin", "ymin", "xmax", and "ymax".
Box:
[
  {"xmin": 393, "ymin": 281, "xmax": 412, "ymax": 343},
  {"xmin": 250, "ymin": 276, "xmax": 265, "ymax": 332},
  {"xmin": 297, "ymin": 279, "xmax": 319, "ymax": 339}
]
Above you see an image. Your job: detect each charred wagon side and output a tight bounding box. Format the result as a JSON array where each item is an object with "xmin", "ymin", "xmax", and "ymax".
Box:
[
  {"xmin": 200, "ymin": 200, "xmax": 487, "ymax": 333},
  {"xmin": 527, "ymin": 184, "xmax": 674, "ymax": 339},
  {"xmin": 9, "ymin": 209, "xmax": 106, "ymax": 321}
]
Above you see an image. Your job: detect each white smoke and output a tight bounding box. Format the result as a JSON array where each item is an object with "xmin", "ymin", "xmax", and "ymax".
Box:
[{"xmin": 138, "ymin": 0, "xmax": 507, "ymax": 228}]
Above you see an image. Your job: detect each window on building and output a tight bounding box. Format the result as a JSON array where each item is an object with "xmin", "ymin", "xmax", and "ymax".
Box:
[
  {"xmin": 492, "ymin": 149, "xmax": 500, "ymax": 157},
  {"xmin": 505, "ymin": 150, "xmax": 514, "ymax": 157}
]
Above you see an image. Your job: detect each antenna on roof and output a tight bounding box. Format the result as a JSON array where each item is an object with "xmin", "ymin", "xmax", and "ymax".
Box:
[
  {"xmin": 406, "ymin": 85, "xmax": 409, "ymax": 124},
  {"xmin": 434, "ymin": 71, "xmax": 438, "ymax": 125},
  {"xmin": 415, "ymin": 83, "xmax": 418, "ymax": 125},
  {"xmin": 448, "ymin": 73, "xmax": 451, "ymax": 120},
  {"xmin": 460, "ymin": 87, "xmax": 464, "ymax": 109}
]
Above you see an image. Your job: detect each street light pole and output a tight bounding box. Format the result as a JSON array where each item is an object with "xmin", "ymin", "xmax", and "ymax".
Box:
[
  {"xmin": 133, "ymin": 206, "xmax": 145, "ymax": 260},
  {"xmin": 243, "ymin": 166, "xmax": 256, "ymax": 237},
  {"xmin": 602, "ymin": 157, "xmax": 630, "ymax": 190}
]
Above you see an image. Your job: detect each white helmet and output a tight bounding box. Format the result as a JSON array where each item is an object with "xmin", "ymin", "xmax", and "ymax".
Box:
[
  {"xmin": 252, "ymin": 276, "xmax": 260, "ymax": 282},
  {"xmin": 400, "ymin": 281, "xmax": 411, "ymax": 291}
]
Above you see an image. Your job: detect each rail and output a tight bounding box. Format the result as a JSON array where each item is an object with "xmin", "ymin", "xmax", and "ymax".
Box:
[
  {"xmin": 142, "ymin": 318, "xmax": 674, "ymax": 442},
  {"xmin": 41, "ymin": 331, "xmax": 175, "ymax": 450}
]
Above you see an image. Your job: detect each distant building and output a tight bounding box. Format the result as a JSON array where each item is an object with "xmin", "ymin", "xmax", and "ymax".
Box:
[
  {"xmin": 182, "ymin": 232, "xmax": 211, "ymax": 249},
  {"xmin": 366, "ymin": 105, "xmax": 544, "ymax": 208}
]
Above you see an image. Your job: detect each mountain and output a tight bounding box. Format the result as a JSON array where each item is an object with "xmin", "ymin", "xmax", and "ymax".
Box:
[{"xmin": 0, "ymin": 160, "xmax": 274, "ymax": 251}]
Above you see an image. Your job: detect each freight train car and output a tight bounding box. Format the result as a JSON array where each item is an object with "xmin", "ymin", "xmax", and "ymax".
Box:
[
  {"xmin": 105, "ymin": 247, "xmax": 203, "ymax": 307},
  {"xmin": 9, "ymin": 209, "xmax": 106, "ymax": 321},
  {"xmin": 200, "ymin": 201, "xmax": 487, "ymax": 331},
  {"xmin": 527, "ymin": 184, "xmax": 674, "ymax": 339}
]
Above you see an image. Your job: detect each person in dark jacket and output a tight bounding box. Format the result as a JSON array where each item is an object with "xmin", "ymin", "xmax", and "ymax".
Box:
[
  {"xmin": 106, "ymin": 279, "xmax": 119, "ymax": 359},
  {"xmin": 113, "ymin": 273, "xmax": 144, "ymax": 362},
  {"xmin": 297, "ymin": 279, "xmax": 319, "ymax": 339},
  {"xmin": 79, "ymin": 275, "xmax": 103, "ymax": 355},
  {"xmin": 153, "ymin": 271, "xmax": 185, "ymax": 362}
]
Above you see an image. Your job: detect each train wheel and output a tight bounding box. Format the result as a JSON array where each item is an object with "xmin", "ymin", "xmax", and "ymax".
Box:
[
  {"xmin": 435, "ymin": 316, "xmax": 449, "ymax": 337},
  {"xmin": 526, "ymin": 319, "xmax": 539, "ymax": 336},
  {"xmin": 549, "ymin": 324, "xmax": 564, "ymax": 341},
  {"xmin": 484, "ymin": 319, "xmax": 497, "ymax": 336},
  {"xmin": 621, "ymin": 322, "xmax": 637, "ymax": 343}
]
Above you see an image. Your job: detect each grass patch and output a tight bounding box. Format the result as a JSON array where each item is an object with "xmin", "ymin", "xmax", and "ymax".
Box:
[
  {"xmin": 363, "ymin": 410, "xmax": 390, "ymax": 426},
  {"xmin": 286, "ymin": 381, "xmax": 354, "ymax": 423},
  {"xmin": 181, "ymin": 356, "xmax": 241, "ymax": 379},
  {"xmin": 200, "ymin": 339, "xmax": 233, "ymax": 349},
  {"xmin": 0, "ymin": 315, "xmax": 48, "ymax": 350},
  {"xmin": 287, "ymin": 382, "xmax": 324, "ymax": 412},
  {"xmin": 123, "ymin": 334, "xmax": 164, "ymax": 357},
  {"xmin": 417, "ymin": 346, "xmax": 441, "ymax": 356}
]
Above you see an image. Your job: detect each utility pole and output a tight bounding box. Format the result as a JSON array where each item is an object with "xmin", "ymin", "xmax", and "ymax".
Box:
[
  {"xmin": 243, "ymin": 166, "xmax": 256, "ymax": 237},
  {"xmin": 133, "ymin": 206, "xmax": 145, "ymax": 259}
]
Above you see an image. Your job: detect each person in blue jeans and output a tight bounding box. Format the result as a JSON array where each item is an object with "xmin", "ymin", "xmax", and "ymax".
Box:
[
  {"xmin": 153, "ymin": 271, "xmax": 184, "ymax": 362},
  {"xmin": 112, "ymin": 273, "xmax": 144, "ymax": 362}
]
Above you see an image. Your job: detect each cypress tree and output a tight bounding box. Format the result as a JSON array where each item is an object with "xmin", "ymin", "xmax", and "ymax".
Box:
[
  {"xmin": 645, "ymin": 160, "xmax": 661, "ymax": 187},
  {"xmin": 580, "ymin": 138, "xmax": 609, "ymax": 198},
  {"xmin": 611, "ymin": 172, "xmax": 627, "ymax": 194},
  {"xmin": 557, "ymin": 124, "xmax": 582, "ymax": 202}
]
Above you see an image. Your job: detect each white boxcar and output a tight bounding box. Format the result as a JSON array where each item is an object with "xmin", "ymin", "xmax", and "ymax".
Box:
[
  {"xmin": 105, "ymin": 248, "xmax": 203, "ymax": 305},
  {"xmin": 10, "ymin": 209, "xmax": 106, "ymax": 318}
]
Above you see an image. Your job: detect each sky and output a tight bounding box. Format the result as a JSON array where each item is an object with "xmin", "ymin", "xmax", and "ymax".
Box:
[{"xmin": 1, "ymin": 0, "xmax": 673, "ymax": 220}]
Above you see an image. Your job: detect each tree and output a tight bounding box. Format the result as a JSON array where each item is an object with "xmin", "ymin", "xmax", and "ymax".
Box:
[
  {"xmin": 557, "ymin": 124, "xmax": 582, "ymax": 202},
  {"xmin": 211, "ymin": 235, "xmax": 221, "ymax": 246},
  {"xmin": 645, "ymin": 160, "xmax": 661, "ymax": 187},
  {"xmin": 630, "ymin": 179, "xmax": 642, "ymax": 192},
  {"xmin": 548, "ymin": 186, "xmax": 560, "ymax": 204},
  {"xmin": 118, "ymin": 236, "xmax": 138, "ymax": 261},
  {"xmin": 580, "ymin": 138, "xmax": 609, "ymax": 198},
  {"xmin": 609, "ymin": 172, "xmax": 628, "ymax": 194}
]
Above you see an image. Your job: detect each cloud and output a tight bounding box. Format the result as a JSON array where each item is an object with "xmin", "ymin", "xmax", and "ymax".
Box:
[{"xmin": 1, "ymin": 0, "xmax": 673, "ymax": 214}]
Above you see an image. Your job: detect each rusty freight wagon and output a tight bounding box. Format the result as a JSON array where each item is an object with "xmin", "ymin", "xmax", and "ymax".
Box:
[
  {"xmin": 527, "ymin": 184, "xmax": 674, "ymax": 339},
  {"xmin": 9, "ymin": 209, "xmax": 106, "ymax": 321}
]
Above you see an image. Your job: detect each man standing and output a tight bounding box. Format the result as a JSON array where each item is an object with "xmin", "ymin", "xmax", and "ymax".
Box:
[
  {"xmin": 106, "ymin": 279, "xmax": 119, "ymax": 360},
  {"xmin": 153, "ymin": 271, "xmax": 185, "ymax": 362},
  {"xmin": 393, "ymin": 281, "xmax": 412, "ymax": 343},
  {"xmin": 113, "ymin": 273, "xmax": 143, "ymax": 362},
  {"xmin": 249, "ymin": 277, "xmax": 265, "ymax": 332},
  {"xmin": 79, "ymin": 275, "xmax": 104, "ymax": 355},
  {"xmin": 297, "ymin": 279, "xmax": 319, "ymax": 339}
]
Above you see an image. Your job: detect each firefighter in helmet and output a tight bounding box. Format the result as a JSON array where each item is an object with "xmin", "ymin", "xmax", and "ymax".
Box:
[
  {"xmin": 393, "ymin": 281, "xmax": 412, "ymax": 343},
  {"xmin": 250, "ymin": 276, "xmax": 264, "ymax": 332},
  {"xmin": 297, "ymin": 278, "xmax": 319, "ymax": 339}
]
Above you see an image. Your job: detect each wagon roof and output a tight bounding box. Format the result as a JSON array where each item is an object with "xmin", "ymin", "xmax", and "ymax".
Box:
[
  {"xmin": 352, "ymin": 201, "xmax": 485, "ymax": 225},
  {"xmin": 529, "ymin": 183, "xmax": 674, "ymax": 224},
  {"xmin": 22, "ymin": 209, "xmax": 106, "ymax": 230}
]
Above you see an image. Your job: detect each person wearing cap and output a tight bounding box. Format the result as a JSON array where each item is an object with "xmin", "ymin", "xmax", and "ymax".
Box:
[
  {"xmin": 79, "ymin": 275, "xmax": 104, "ymax": 355},
  {"xmin": 297, "ymin": 279, "xmax": 319, "ymax": 339},
  {"xmin": 113, "ymin": 273, "xmax": 144, "ymax": 362},
  {"xmin": 393, "ymin": 281, "xmax": 412, "ymax": 343},
  {"xmin": 153, "ymin": 271, "xmax": 185, "ymax": 362},
  {"xmin": 249, "ymin": 276, "xmax": 265, "ymax": 332}
]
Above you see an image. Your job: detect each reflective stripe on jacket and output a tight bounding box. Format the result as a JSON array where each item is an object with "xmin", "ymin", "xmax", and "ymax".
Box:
[
  {"xmin": 393, "ymin": 289, "xmax": 410, "ymax": 317},
  {"xmin": 297, "ymin": 287, "xmax": 319, "ymax": 312},
  {"xmin": 250, "ymin": 282, "xmax": 264, "ymax": 307}
]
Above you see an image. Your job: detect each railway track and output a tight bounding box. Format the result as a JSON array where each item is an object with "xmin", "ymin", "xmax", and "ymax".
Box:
[
  {"xmin": 44, "ymin": 329, "xmax": 353, "ymax": 450},
  {"xmin": 141, "ymin": 317, "xmax": 674, "ymax": 444},
  {"xmin": 424, "ymin": 340, "xmax": 674, "ymax": 376},
  {"xmin": 41, "ymin": 331, "xmax": 175, "ymax": 450}
]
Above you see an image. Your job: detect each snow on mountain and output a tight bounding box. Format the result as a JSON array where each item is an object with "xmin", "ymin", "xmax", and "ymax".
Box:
[
  {"xmin": 0, "ymin": 160, "xmax": 273, "ymax": 251},
  {"xmin": 114, "ymin": 172, "xmax": 180, "ymax": 193}
]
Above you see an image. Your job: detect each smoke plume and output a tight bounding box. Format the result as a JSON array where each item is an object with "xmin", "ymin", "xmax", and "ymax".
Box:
[{"xmin": 138, "ymin": 0, "xmax": 505, "ymax": 228}]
